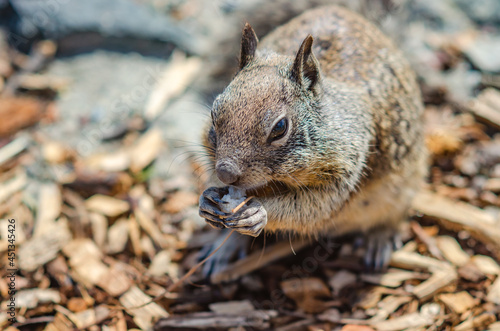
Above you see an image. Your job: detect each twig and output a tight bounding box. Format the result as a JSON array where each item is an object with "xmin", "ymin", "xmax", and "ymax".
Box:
[
  {"xmin": 211, "ymin": 239, "xmax": 310, "ymax": 284},
  {"xmin": 218, "ymin": 195, "xmax": 255, "ymax": 218},
  {"xmin": 232, "ymin": 196, "xmax": 254, "ymax": 213}
]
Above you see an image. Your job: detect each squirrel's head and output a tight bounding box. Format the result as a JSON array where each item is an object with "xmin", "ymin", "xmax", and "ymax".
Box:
[{"xmin": 206, "ymin": 23, "xmax": 327, "ymax": 190}]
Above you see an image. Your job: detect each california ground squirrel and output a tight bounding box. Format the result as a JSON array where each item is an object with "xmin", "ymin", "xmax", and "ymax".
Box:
[{"xmin": 199, "ymin": 5, "xmax": 426, "ymax": 271}]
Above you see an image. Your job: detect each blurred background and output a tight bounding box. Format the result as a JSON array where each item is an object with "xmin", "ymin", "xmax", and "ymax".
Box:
[{"xmin": 1, "ymin": 0, "xmax": 500, "ymax": 330}]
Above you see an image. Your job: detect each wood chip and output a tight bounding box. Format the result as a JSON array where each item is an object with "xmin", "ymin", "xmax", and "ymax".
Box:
[
  {"xmin": 129, "ymin": 128, "xmax": 163, "ymax": 173},
  {"xmin": 209, "ymin": 300, "xmax": 255, "ymax": 315},
  {"xmin": 390, "ymin": 250, "xmax": 451, "ymax": 272},
  {"xmin": 85, "ymin": 194, "xmax": 129, "ymax": 217},
  {"xmin": 458, "ymin": 261, "xmax": 486, "ymax": 282},
  {"xmin": 144, "ymin": 51, "xmax": 202, "ymax": 121},
  {"xmin": 69, "ymin": 305, "xmax": 110, "ymax": 329},
  {"xmin": 367, "ymin": 296, "xmax": 413, "ymax": 323},
  {"xmin": 43, "ymin": 141, "xmax": 72, "ymax": 164},
  {"xmin": 63, "ymin": 239, "xmax": 131, "ymax": 296},
  {"xmin": 372, "ymin": 311, "xmax": 434, "ymax": 331},
  {"xmin": 148, "ymin": 250, "xmax": 179, "ymax": 279},
  {"xmin": 34, "ymin": 183, "xmax": 62, "ymax": 237},
  {"xmin": 488, "ymin": 322, "xmax": 500, "ymax": 330},
  {"xmin": 455, "ymin": 313, "xmax": 496, "ymax": 331},
  {"xmin": 18, "ymin": 218, "xmax": 72, "ymax": 272},
  {"xmin": 16, "ymin": 73, "xmax": 71, "ymax": 91},
  {"xmin": 0, "ymin": 135, "xmax": 31, "ymax": 166},
  {"xmin": 63, "ymin": 239, "xmax": 107, "ymax": 287},
  {"xmin": 412, "ymin": 269, "xmax": 457, "ymax": 300},
  {"xmin": 438, "ymin": 291, "xmax": 478, "ymax": 314},
  {"xmin": 410, "ymin": 221, "xmax": 444, "ymax": 260},
  {"xmin": 317, "ymin": 308, "xmax": 342, "ymax": 323},
  {"xmin": 483, "ymin": 178, "xmax": 500, "ymax": 193},
  {"xmin": 357, "ymin": 288, "xmax": 384, "ymax": 310},
  {"xmin": 106, "ymin": 218, "xmax": 129, "ymax": 254},
  {"xmin": 0, "ymin": 97, "xmax": 46, "ymax": 137},
  {"xmin": 67, "ymin": 298, "xmax": 88, "ymax": 312},
  {"xmin": 487, "ymin": 276, "xmax": 500, "ymax": 305},
  {"xmin": 467, "ymin": 88, "xmax": 500, "ymax": 130},
  {"xmin": 164, "ymin": 191, "xmax": 199, "ymax": 214},
  {"xmin": 391, "ymin": 251, "xmax": 458, "ymax": 299},
  {"xmin": 45, "ymin": 312, "xmax": 73, "ymax": 331},
  {"xmin": 134, "ymin": 208, "xmax": 169, "ymax": 249},
  {"xmin": 85, "ymin": 151, "xmax": 131, "ymax": 172},
  {"xmin": 412, "ymin": 190, "xmax": 500, "ymax": 254},
  {"xmin": 471, "ymin": 255, "xmax": 500, "ymax": 275},
  {"xmin": 97, "ymin": 263, "xmax": 133, "ymax": 297},
  {"xmin": 361, "ymin": 270, "xmax": 425, "ymax": 288},
  {"xmin": 0, "ymin": 171, "xmax": 26, "ymax": 204},
  {"xmin": 89, "ymin": 212, "xmax": 107, "ymax": 249},
  {"xmin": 341, "ymin": 326, "xmax": 375, "ymax": 331},
  {"xmin": 436, "ymin": 236, "xmax": 470, "ymax": 267},
  {"xmin": 128, "ymin": 215, "xmax": 142, "ymax": 257},
  {"xmin": 15, "ymin": 288, "xmax": 61, "ymax": 309},
  {"xmin": 329, "ymin": 270, "xmax": 357, "ymax": 295},
  {"xmin": 119, "ymin": 286, "xmax": 169, "ymax": 330}
]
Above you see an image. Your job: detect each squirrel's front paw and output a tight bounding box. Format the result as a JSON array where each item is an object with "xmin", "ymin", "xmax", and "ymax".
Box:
[
  {"xmin": 199, "ymin": 186, "xmax": 232, "ymax": 229},
  {"xmin": 199, "ymin": 187, "xmax": 267, "ymax": 237},
  {"xmin": 222, "ymin": 198, "xmax": 267, "ymax": 237}
]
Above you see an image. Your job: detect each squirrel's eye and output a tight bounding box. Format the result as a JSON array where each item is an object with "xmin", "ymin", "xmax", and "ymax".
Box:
[{"xmin": 269, "ymin": 118, "xmax": 288, "ymax": 142}]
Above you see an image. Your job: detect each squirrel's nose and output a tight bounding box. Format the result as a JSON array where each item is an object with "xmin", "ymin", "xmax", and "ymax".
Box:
[{"xmin": 216, "ymin": 160, "xmax": 241, "ymax": 185}]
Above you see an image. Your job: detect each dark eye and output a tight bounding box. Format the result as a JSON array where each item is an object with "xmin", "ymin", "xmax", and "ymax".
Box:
[{"xmin": 269, "ymin": 118, "xmax": 288, "ymax": 142}]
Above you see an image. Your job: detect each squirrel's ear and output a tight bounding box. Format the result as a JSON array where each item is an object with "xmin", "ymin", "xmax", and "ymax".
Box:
[
  {"xmin": 239, "ymin": 23, "xmax": 258, "ymax": 70},
  {"xmin": 291, "ymin": 35, "xmax": 320, "ymax": 92}
]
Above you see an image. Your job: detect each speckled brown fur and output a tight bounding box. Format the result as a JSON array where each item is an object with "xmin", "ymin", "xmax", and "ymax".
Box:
[{"xmin": 202, "ymin": 5, "xmax": 426, "ymax": 240}]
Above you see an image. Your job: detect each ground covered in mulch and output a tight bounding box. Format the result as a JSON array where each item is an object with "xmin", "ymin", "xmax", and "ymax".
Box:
[{"xmin": 1, "ymin": 0, "xmax": 500, "ymax": 330}]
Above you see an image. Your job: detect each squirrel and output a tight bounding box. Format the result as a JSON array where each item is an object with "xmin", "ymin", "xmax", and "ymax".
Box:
[{"xmin": 199, "ymin": 5, "xmax": 426, "ymax": 271}]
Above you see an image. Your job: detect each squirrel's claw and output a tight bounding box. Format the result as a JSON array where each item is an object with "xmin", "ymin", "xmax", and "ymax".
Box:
[
  {"xmin": 223, "ymin": 199, "xmax": 267, "ymax": 237},
  {"xmin": 199, "ymin": 188, "xmax": 232, "ymax": 221},
  {"xmin": 360, "ymin": 227, "xmax": 402, "ymax": 272},
  {"xmin": 203, "ymin": 186, "xmax": 228, "ymax": 205},
  {"xmin": 199, "ymin": 208, "xmax": 230, "ymax": 229}
]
